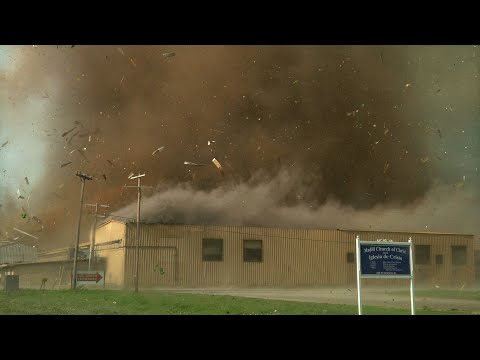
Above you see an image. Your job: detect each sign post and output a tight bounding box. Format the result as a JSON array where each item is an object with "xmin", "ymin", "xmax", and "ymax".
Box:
[{"xmin": 356, "ymin": 236, "xmax": 415, "ymax": 315}]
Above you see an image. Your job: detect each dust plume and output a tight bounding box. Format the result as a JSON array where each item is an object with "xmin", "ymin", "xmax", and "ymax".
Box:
[{"xmin": 0, "ymin": 45, "xmax": 478, "ymax": 248}]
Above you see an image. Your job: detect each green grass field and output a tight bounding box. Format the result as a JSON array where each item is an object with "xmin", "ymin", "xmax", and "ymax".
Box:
[
  {"xmin": 391, "ymin": 289, "xmax": 480, "ymax": 302},
  {"xmin": 0, "ymin": 290, "xmax": 470, "ymax": 315}
]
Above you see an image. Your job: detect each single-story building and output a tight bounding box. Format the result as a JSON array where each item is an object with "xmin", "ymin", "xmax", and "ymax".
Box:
[{"xmin": 89, "ymin": 220, "xmax": 475, "ymax": 289}]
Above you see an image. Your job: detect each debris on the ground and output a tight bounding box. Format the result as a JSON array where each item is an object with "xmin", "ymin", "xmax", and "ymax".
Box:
[
  {"xmin": 1, "ymin": 140, "xmax": 8, "ymax": 148},
  {"xmin": 13, "ymin": 227, "xmax": 38, "ymax": 240},
  {"xmin": 103, "ymin": 174, "xmax": 107, "ymax": 180},
  {"xmin": 89, "ymin": 135, "xmax": 92, "ymax": 142},
  {"xmin": 31, "ymin": 216, "xmax": 44, "ymax": 228},
  {"xmin": 184, "ymin": 161, "xmax": 207, "ymax": 166},
  {"xmin": 61, "ymin": 127, "xmax": 76, "ymax": 137},
  {"xmin": 61, "ymin": 161, "xmax": 73, "ymax": 168},
  {"xmin": 117, "ymin": 47, "xmax": 125, "ymax": 56},
  {"xmin": 437, "ymin": 129, "xmax": 442, "ymax": 138},
  {"xmin": 208, "ymin": 141, "xmax": 216, "ymax": 146},
  {"xmin": 128, "ymin": 172, "xmax": 134, "ymax": 179},
  {"xmin": 384, "ymin": 162, "xmax": 390, "ymax": 173},
  {"xmin": 152, "ymin": 146, "xmax": 165, "ymax": 156},
  {"xmin": 162, "ymin": 52, "xmax": 176, "ymax": 58},
  {"xmin": 420, "ymin": 156, "xmax": 429, "ymax": 164},
  {"xmin": 107, "ymin": 160, "xmax": 114, "ymax": 166},
  {"xmin": 58, "ymin": 183, "xmax": 64, "ymax": 189},
  {"xmin": 130, "ymin": 58, "xmax": 136, "ymax": 67},
  {"xmin": 25, "ymin": 177, "xmax": 29, "ymax": 185}
]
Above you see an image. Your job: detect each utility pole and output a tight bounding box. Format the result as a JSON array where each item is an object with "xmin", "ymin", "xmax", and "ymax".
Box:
[
  {"xmin": 85, "ymin": 203, "xmax": 109, "ymax": 270},
  {"xmin": 72, "ymin": 172, "xmax": 93, "ymax": 290},
  {"xmin": 124, "ymin": 173, "xmax": 153, "ymax": 292}
]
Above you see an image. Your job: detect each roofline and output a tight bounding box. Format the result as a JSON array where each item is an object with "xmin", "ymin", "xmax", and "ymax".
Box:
[
  {"xmin": 97, "ymin": 220, "xmax": 474, "ymax": 237},
  {"xmin": 339, "ymin": 229, "xmax": 474, "ymax": 237}
]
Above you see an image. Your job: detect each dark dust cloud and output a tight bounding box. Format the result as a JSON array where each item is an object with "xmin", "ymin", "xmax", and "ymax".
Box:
[{"xmin": 0, "ymin": 45, "xmax": 478, "ymax": 249}]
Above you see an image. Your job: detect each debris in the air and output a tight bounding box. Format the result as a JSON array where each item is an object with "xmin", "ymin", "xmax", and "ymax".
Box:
[
  {"xmin": 13, "ymin": 228, "xmax": 38, "ymax": 240},
  {"xmin": 107, "ymin": 160, "xmax": 114, "ymax": 166},
  {"xmin": 437, "ymin": 129, "xmax": 442, "ymax": 138},
  {"xmin": 77, "ymin": 149, "xmax": 90, "ymax": 162},
  {"xmin": 61, "ymin": 161, "xmax": 72, "ymax": 168},
  {"xmin": 117, "ymin": 47, "xmax": 125, "ymax": 56},
  {"xmin": 1, "ymin": 140, "xmax": 8, "ymax": 148},
  {"xmin": 210, "ymin": 128, "xmax": 225, "ymax": 134},
  {"xmin": 130, "ymin": 58, "xmax": 136, "ymax": 67},
  {"xmin": 162, "ymin": 52, "xmax": 176, "ymax": 58},
  {"xmin": 61, "ymin": 127, "xmax": 77, "ymax": 137},
  {"xmin": 31, "ymin": 216, "xmax": 44, "ymax": 227},
  {"xmin": 384, "ymin": 162, "xmax": 390, "ymax": 174},
  {"xmin": 103, "ymin": 174, "xmax": 107, "ymax": 180},
  {"xmin": 212, "ymin": 158, "xmax": 224, "ymax": 176},
  {"xmin": 25, "ymin": 177, "xmax": 29, "ymax": 185},
  {"xmin": 68, "ymin": 131, "xmax": 80, "ymax": 143},
  {"xmin": 184, "ymin": 161, "xmax": 207, "ymax": 166},
  {"xmin": 152, "ymin": 146, "xmax": 165, "ymax": 156},
  {"xmin": 420, "ymin": 156, "xmax": 429, "ymax": 164}
]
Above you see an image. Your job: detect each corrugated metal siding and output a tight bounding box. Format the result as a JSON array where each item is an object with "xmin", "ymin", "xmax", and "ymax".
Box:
[
  {"xmin": 0, "ymin": 244, "xmax": 37, "ymax": 264},
  {"xmin": 93, "ymin": 222, "xmax": 475, "ymax": 289},
  {"xmin": 0, "ymin": 260, "xmax": 90, "ymax": 289}
]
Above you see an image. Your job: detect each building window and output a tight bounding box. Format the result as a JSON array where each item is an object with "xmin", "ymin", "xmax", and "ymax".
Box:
[
  {"xmin": 243, "ymin": 240, "xmax": 262, "ymax": 262},
  {"xmin": 435, "ymin": 254, "xmax": 443, "ymax": 265},
  {"xmin": 347, "ymin": 252, "xmax": 355, "ymax": 263},
  {"xmin": 452, "ymin": 246, "xmax": 467, "ymax": 265},
  {"xmin": 415, "ymin": 245, "xmax": 431, "ymax": 265},
  {"xmin": 202, "ymin": 239, "xmax": 223, "ymax": 262}
]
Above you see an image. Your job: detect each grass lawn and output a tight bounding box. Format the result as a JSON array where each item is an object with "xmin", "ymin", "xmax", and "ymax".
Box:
[
  {"xmin": 0, "ymin": 290, "xmax": 470, "ymax": 315},
  {"xmin": 391, "ymin": 289, "xmax": 480, "ymax": 302}
]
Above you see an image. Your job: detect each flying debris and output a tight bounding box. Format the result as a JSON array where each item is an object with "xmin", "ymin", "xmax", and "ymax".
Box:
[
  {"xmin": 61, "ymin": 127, "xmax": 77, "ymax": 137},
  {"xmin": 183, "ymin": 161, "xmax": 207, "ymax": 167},
  {"xmin": 77, "ymin": 149, "xmax": 90, "ymax": 162},
  {"xmin": 13, "ymin": 228, "xmax": 39, "ymax": 240},
  {"xmin": 152, "ymin": 146, "xmax": 165, "ymax": 156},
  {"xmin": 419, "ymin": 156, "xmax": 429, "ymax": 164},
  {"xmin": 162, "ymin": 52, "xmax": 176, "ymax": 58},
  {"xmin": 61, "ymin": 161, "xmax": 73, "ymax": 168},
  {"xmin": 210, "ymin": 128, "xmax": 225, "ymax": 134},
  {"xmin": 25, "ymin": 177, "xmax": 29, "ymax": 185},
  {"xmin": 212, "ymin": 158, "xmax": 225, "ymax": 176},
  {"xmin": 68, "ymin": 130, "xmax": 80, "ymax": 143}
]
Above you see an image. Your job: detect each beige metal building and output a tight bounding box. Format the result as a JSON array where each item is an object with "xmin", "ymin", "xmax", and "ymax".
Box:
[{"xmin": 92, "ymin": 220, "xmax": 476, "ymax": 289}]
